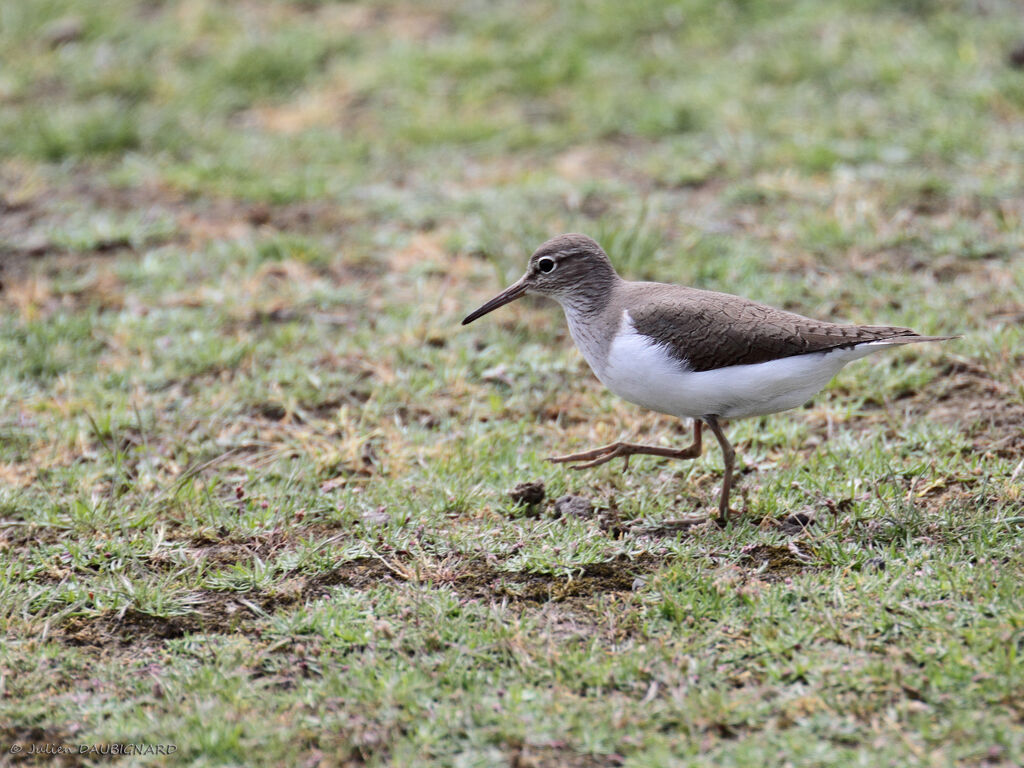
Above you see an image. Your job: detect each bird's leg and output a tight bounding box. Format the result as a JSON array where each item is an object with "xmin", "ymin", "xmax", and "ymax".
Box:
[
  {"xmin": 702, "ymin": 415, "xmax": 735, "ymax": 525},
  {"xmin": 548, "ymin": 419, "xmax": 703, "ymax": 471}
]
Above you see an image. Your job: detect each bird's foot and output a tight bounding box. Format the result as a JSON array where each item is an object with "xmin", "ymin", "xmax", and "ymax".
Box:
[
  {"xmin": 548, "ymin": 439, "xmax": 703, "ymax": 471},
  {"xmin": 547, "ymin": 441, "xmax": 636, "ymax": 470}
]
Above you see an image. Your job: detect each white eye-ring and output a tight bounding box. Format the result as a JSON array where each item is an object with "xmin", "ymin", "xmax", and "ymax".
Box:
[{"xmin": 538, "ymin": 257, "xmax": 556, "ymax": 273}]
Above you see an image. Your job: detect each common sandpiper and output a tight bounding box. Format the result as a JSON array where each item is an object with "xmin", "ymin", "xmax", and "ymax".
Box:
[{"xmin": 462, "ymin": 234, "xmax": 956, "ymax": 524}]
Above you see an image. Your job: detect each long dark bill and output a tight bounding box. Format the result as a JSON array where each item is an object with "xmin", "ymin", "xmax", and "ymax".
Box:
[{"xmin": 461, "ymin": 279, "xmax": 528, "ymax": 325}]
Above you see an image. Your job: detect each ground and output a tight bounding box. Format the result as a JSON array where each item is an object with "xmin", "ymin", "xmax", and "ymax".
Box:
[{"xmin": 1, "ymin": 1, "xmax": 1023, "ymax": 766}]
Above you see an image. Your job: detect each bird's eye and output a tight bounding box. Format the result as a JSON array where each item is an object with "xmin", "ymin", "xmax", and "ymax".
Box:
[{"xmin": 538, "ymin": 257, "xmax": 556, "ymax": 274}]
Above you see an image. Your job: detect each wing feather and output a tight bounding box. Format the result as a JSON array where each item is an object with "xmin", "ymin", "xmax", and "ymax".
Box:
[{"xmin": 626, "ymin": 283, "xmax": 941, "ymax": 373}]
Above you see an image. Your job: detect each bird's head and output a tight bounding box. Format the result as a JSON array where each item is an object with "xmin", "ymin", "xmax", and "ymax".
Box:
[{"xmin": 462, "ymin": 234, "xmax": 617, "ymax": 324}]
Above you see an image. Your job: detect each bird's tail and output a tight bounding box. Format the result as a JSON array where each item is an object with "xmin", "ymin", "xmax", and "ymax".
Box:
[{"xmin": 864, "ymin": 333, "xmax": 960, "ymax": 346}]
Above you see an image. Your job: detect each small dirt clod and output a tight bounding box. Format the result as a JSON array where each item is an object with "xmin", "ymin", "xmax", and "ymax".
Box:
[
  {"xmin": 509, "ymin": 481, "xmax": 545, "ymax": 506},
  {"xmin": 779, "ymin": 508, "xmax": 816, "ymax": 535},
  {"xmin": 553, "ymin": 494, "xmax": 594, "ymax": 519},
  {"xmin": 1009, "ymin": 41, "xmax": 1024, "ymax": 69}
]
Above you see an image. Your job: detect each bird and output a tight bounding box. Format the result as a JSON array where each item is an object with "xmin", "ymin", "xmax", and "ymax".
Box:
[{"xmin": 462, "ymin": 233, "xmax": 956, "ymax": 523}]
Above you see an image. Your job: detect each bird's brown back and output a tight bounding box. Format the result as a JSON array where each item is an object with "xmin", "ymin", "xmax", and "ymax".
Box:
[{"xmin": 624, "ymin": 283, "xmax": 926, "ymax": 372}]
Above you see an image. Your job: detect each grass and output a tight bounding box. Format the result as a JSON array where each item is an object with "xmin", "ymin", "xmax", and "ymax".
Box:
[{"xmin": 1, "ymin": 0, "xmax": 1023, "ymax": 766}]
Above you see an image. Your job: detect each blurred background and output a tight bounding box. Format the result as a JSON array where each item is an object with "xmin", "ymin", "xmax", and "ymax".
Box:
[{"xmin": 3, "ymin": 0, "xmax": 1022, "ymax": 275}]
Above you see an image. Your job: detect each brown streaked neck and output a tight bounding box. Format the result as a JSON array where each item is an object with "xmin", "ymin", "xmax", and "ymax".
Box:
[{"xmin": 551, "ymin": 269, "xmax": 627, "ymax": 374}]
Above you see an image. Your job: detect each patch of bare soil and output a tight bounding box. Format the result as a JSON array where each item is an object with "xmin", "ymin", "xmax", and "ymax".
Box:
[
  {"xmin": 55, "ymin": 527, "xmax": 376, "ymax": 649},
  {"xmin": 60, "ymin": 595, "xmax": 263, "ymax": 650},
  {"xmin": 738, "ymin": 543, "xmax": 814, "ymax": 582},
  {"xmin": 305, "ymin": 557, "xmax": 400, "ymax": 592},
  {"xmin": 0, "ymin": 168, "xmax": 352, "ymax": 289},
  {"xmin": 487, "ymin": 558, "xmax": 655, "ymax": 603},
  {"xmin": 0, "ymin": 178, "xmax": 164, "ymax": 291},
  {"xmin": 816, "ymin": 358, "xmax": 1023, "ymax": 464},
  {"xmin": 157, "ymin": 523, "xmax": 353, "ymax": 574},
  {"xmin": 304, "ymin": 553, "xmax": 663, "ymax": 604},
  {"xmin": 76, "ymin": 177, "xmax": 351, "ymax": 237},
  {"xmin": 183, "ymin": 526, "xmax": 322, "ymax": 565},
  {"xmin": 245, "ymin": 388, "xmax": 372, "ymax": 424},
  {"xmin": 529, "ymin": 592, "xmax": 645, "ymax": 643},
  {"xmin": 53, "ymin": 554, "xmax": 663, "ymax": 652},
  {"xmin": 919, "ymin": 361, "xmax": 1024, "ymax": 457},
  {"xmin": 0, "ymin": 522, "xmax": 70, "ymax": 550},
  {"xmin": 509, "ymin": 741, "xmax": 625, "ymax": 768}
]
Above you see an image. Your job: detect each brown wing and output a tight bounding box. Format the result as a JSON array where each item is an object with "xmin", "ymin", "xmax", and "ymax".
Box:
[{"xmin": 626, "ymin": 283, "xmax": 924, "ymax": 373}]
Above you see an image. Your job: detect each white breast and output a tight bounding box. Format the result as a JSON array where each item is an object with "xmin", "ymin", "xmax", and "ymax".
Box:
[{"xmin": 587, "ymin": 310, "xmax": 889, "ymax": 420}]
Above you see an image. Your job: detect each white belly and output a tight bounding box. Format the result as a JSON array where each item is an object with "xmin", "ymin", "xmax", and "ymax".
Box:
[{"xmin": 588, "ymin": 314, "xmax": 888, "ymax": 420}]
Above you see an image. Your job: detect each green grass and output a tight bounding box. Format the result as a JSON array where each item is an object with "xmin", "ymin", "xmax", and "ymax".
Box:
[{"xmin": 2, "ymin": 0, "xmax": 1024, "ymax": 766}]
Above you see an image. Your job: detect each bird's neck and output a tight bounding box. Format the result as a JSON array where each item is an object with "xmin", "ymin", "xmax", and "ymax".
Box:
[
  {"xmin": 555, "ymin": 276, "xmax": 626, "ymax": 376},
  {"xmin": 555, "ymin": 269, "xmax": 622, "ymax": 321}
]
